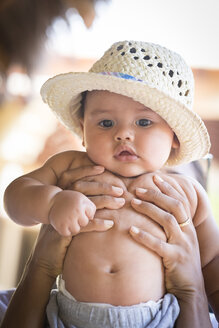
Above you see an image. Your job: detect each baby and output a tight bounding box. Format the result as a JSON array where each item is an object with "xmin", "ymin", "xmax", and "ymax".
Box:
[{"xmin": 4, "ymin": 41, "xmax": 219, "ymax": 327}]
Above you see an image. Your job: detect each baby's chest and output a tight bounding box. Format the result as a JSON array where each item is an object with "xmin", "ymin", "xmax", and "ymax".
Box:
[{"xmin": 96, "ymin": 194, "xmax": 166, "ymax": 242}]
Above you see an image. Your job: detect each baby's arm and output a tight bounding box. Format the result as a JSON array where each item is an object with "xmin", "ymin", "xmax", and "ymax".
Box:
[{"xmin": 3, "ymin": 151, "xmax": 99, "ymax": 236}]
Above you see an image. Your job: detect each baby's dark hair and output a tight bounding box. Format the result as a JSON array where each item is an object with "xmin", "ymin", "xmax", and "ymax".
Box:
[{"xmin": 79, "ymin": 91, "xmax": 88, "ymax": 118}]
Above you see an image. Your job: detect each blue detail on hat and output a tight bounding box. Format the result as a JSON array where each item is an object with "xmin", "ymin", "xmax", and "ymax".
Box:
[{"xmin": 99, "ymin": 72, "xmax": 143, "ymax": 82}]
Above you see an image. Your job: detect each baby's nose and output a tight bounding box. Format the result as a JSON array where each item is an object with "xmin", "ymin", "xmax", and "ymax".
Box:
[{"xmin": 114, "ymin": 126, "xmax": 134, "ymax": 141}]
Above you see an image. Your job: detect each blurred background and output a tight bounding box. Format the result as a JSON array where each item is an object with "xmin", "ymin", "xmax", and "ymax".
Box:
[{"xmin": 0, "ymin": 0, "xmax": 218, "ymax": 289}]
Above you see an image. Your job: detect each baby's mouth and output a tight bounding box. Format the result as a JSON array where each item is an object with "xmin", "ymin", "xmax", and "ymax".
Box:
[
  {"xmin": 114, "ymin": 147, "xmax": 139, "ymax": 162},
  {"xmin": 120, "ymin": 151, "xmax": 133, "ymax": 156}
]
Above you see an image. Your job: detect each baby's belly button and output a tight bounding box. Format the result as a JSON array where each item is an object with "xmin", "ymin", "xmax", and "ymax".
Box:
[
  {"xmin": 103, "ymin": 264, "xmax": 120, "ymax": 274},
  {"xmin": 63, "ymin": 258, "xmax": 165, "ymax": 305},
  {"xmin": 63, "ymin": 234, "xmax": 165, "ymax": 303}
]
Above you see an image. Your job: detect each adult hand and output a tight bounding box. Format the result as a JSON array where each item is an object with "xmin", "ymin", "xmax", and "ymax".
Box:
[
  {"xmin": 1, "ymin": 224, "xmax": 71, "ymax": 328},
  {"xmin": 58, "ymin": 165, "xmax": 125, "ymax": 210},
  {"xmin": 29, "ymin": 223, "xmax": 72, "ymax": 279},
  {"xmin": 129, "ymin": 175, "xmax": 212, "ymax": 328}
]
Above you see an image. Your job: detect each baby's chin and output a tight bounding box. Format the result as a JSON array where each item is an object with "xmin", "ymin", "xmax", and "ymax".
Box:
[
  {"xmin": 92, "ymin": 157, "xmax": 159, "ymax": 178},
  {"xmin": 105, "ymin": 165, "xmax": 152, "ymax": 178}
]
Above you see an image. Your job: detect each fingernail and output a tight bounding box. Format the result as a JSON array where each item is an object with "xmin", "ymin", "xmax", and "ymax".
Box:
[
  {"xmin": 130, "ymin": 226, "xmax": 140, "ymax": 234},
  {"xmin": 104, "ymin": 220, "xmax": 114, "ymax": 227},
  {"xmin": 115, "ymin": 197, "xmax": 125, "ymax": 203},
  {"xmin": 154, "ymin": 175, "xmax": 164, "ymax": 182},
  {"xmin": 132, "ymin": 198, "xmax": 142, "ymax": 205},
  {"xmin": 94, "ymin": 166, "xmax": 104, "ymax": 171},
  {"xmin": 136, "ymin": 187, "xmax": 147, "ymax": 193},
  {"xmin": 112, "ymin": 186, "xmax": 123, "ymax": 195}
]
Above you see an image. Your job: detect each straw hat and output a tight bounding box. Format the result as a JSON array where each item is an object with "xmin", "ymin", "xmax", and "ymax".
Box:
[{"xmin": 41, "ymin": 40, "xmax": 210, "ymax": 166}]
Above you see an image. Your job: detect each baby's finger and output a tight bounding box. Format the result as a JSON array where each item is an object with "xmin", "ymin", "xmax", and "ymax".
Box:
[
  {"xmin": 80, "ymin": 218, "xmax": 114, "ymax": 233},
  {"xmin": 78, "ymin": 215, "xmax": 89, "ymax": 227},
  {"xmin": 56, "ymin": 224, "xmax": 78, "ymax": 237},
  {"xmin": 89, "ymin": 195, "xmax": 125, "ymax": 209},
  {"xmin": 84, "ymin": 201, "xmax": 96, "ymax": 219},
  {"xmin": 58, "ymin": 165, "xmax": 104, "ymax": 189},
  {"xmin": 72, "ymin": 181, "xmax": 124, "ymax": 197}
]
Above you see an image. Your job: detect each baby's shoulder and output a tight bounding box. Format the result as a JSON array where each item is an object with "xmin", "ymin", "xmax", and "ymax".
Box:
[
  {"xmin": 44, "ymin": 150, "xmax": 91, "ymax": 174},
  {"xmin": 128, "ymin": 170, "xmax": 204, "ymax": 194},
  {"xmin": 128, "ymin": 171, "xmax": 196, "ymax": 189},
  {"xmin": 166, "ymin": 171, "xmax": 206, "ymax": 197}
]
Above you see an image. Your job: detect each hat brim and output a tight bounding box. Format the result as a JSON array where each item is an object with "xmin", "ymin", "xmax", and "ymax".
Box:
[{"xmin": 41, "ymin": 72, "xmax": 210, "ymax": 166}]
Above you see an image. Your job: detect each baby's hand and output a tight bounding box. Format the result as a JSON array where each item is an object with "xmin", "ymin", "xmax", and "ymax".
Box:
[{"xmin": 49, "ymin": 190, "xmax": 96, "ymax": 236}]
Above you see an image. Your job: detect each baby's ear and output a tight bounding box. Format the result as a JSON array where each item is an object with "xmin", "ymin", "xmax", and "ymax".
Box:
[{"xmin": 172, "ymin": 134, "xmax": 180, "ymax": 149}]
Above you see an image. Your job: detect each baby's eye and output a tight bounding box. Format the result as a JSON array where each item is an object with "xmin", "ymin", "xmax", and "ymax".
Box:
[
  {"xmin": 99, "ymin": 120, "xmax": 114, "ymax": 128},
  {"xmin": 135, "ymin": 119, "xmax": 152, "ymax": 127}
]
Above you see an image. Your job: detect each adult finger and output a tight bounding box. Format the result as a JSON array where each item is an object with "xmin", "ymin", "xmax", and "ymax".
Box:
[
  {"xmin": 129, "ymin": 226, "xmax": 177, "ymax": 260},
  {"xmin": 89, "ymin": 195, "xmax": 125, "ymax": 209},
  {"xmin": 80, "ymin": 218, "xmax": 114, "ymax": 233},
  {"xmin": 129, "ymin": 224, "xmax": 201, "ymax": 289},
  {"xmin": 153, "ymin": 175, "xmax": 191, "ymax": 217},
  {"xmin": 134, "ymin": 188, "xmax": 188, "ymax": 226},
  {"xmin": 155, "ymin": 174, "xmax": 187, "ymax": 196},
  {"xmin": 58, "ymin": 165, "xmax": 105, "ymax": 189},
  {"xmin": 72, "ymin": 180, "xmax": 124, "ymax": 197},
  {"xmin": 131, "ymin": 198, "xmax": 182, "ymax": 240}
]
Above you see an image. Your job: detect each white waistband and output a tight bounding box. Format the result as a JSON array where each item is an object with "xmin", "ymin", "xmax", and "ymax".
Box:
[
  {"xmin": 56, "ymin": 274, "xmax": 163, "ymax": 308},
  {"xmin": 57, "ymin": 275, "xmax": 115, "ymax": 307}
]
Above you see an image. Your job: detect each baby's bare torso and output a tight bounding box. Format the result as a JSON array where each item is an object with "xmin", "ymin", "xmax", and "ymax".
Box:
[
  {"xmin": 61, "ymin": 152, "xmax": 195, "ymax": 306},
  {"xmin": 61, "ymin": 153, "xmax": 169, "ymax": 306}
]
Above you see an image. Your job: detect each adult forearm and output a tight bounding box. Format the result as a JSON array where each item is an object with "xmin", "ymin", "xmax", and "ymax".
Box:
[
  {"xmin": 176, "ymin": 291, "xmax": 212, "ymax": 328},
  {"xmin": 203, "ymin": 256, "xmax": 219, "ymax": 322},
  {"xmin": 4, "ymin": 177, "xmax": 61, "ymax": 225},
  {"xmin": 1, "ymin": 258, "xmax": 55, "ymax": 328}
]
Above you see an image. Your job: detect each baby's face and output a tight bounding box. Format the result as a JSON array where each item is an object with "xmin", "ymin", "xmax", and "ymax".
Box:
[{"xmin": 80, "ymin": 90, "xmax": 179, "ymax": 177}]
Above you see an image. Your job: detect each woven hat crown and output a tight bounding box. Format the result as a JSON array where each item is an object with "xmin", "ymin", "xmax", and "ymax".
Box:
[
  {"xmin": 40, "ymin": 40, "xmax": 210, "ymax": 166},
  {"xmin": 89, "ymin": 40, "xmax": 194, "ymax": 110}
]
